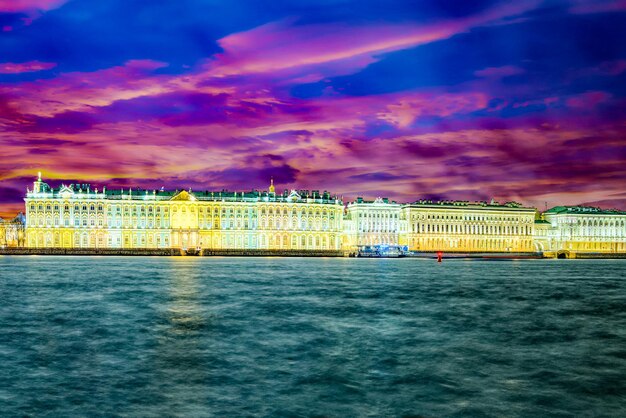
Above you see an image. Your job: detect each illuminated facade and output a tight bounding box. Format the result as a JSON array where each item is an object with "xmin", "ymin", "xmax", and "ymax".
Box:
[
  {"xmin": 535, "ymin": 206, "xmax": 626, "ymax": 255},
  {"xmin": 18, "ymin": 173, "xmax": 626, "ymax": 255},
  {"xmin": 24, "ymin": 174, "xmax": 343, "ymax": 250},
  {"xmin": 401, "ymin": 200, "xmax": 536, "ymax": 252},
  {"xmin": 343, "ymin": 197, "xmax": 403, "ymax": 249},
  {"xmin": 342, "ymin": 197, "xmax": 537, "ymax": 253}
]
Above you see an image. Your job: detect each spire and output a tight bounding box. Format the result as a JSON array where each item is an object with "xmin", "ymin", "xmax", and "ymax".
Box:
[
  {"xmin": 37, "ymin": 171, "xmax": 42, "ymax": 181},
  {"xmin": 269, "ymin": 177, "xmax": 275, "ymax": 194}
]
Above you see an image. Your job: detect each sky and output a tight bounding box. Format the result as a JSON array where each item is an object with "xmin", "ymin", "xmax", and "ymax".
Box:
[{"xmin": 0, "ymin": 0, "xmax": 625, "ymax": 217}]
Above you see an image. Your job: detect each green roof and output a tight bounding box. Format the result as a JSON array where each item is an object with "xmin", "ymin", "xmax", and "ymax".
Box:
[
  {"xmin": 544, "ymin": 206, "xmax": 626, "ymax": 215},
  {"xmin": 31, "ymin": 183, "xmax": 342, "ymax": 204},
  {"xmin": 406, "ymin": 200, "xmax": 535, "ymax": 210}
]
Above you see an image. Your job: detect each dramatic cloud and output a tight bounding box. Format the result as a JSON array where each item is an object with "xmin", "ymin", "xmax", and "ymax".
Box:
[
  {"xmin": 0, "ymin": 0, "xmax": 625, "ymax": 216},
  {"xmin": 0, "ymin": 61, "xmax": 56, "ymax": 74},
  {"xmin": 206, "ymin": 1, "xmax": 539, "ymax": 80},
  {"xmin": 0, "ymin": 0, "xmax": 67, "ymax": 13},
  {"xmin": 474, "ymin": 65, "xmax": 525, "ymax": 78},
  {"xmin": 568, "ymin": 0, "xmax": 626, "ymax": 14}
]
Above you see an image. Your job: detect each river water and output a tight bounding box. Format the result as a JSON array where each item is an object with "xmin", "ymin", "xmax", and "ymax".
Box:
[{"xmin": 0, "ymin": 257, "xmax": 625, "ymax": 417}]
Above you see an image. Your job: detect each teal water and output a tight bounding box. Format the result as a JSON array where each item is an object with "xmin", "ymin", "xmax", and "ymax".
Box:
[{"xmin": 0, "ymin": 257, "xmax": 625, "ymax": 417}]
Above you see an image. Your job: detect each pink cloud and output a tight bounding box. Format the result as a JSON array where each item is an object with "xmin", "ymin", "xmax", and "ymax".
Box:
[
  {"xmin": 512, "ymin": 96, "xmax": 559, "ymax": 109},
  {"xmin": 569, "ymin": 59, "xmax": 626, "ymax": 80},
  {"xmin": 0, "ymin": 0, "xmax": 67, "ymax": 13},
  {"xmin": 376, "ymin": 92, "xmax": 488, "ymax": 128},
  {"xmin": 596, "ymin": 59, "xmax": 626, "ymax": 76},
  {"xmin": 205, "ymin": 1, "xmax": 540, "ymax": 80},
  {"xmin": 565, "ymin": 91, "xmax": 611, "ymax": 109},
  {"xmin": 0, "ymin": 1, "xmax": 541, "ymax": 122},
  {"xmin": 0, "ymin": 61, "xmax": 56, "ymax": 74},
  {"xmin": 474, "ymin": 65, "xmax": 525, "ymax": 78},
  {"xmin": 0, "ymin": 60, "xmax": 176, "ymax": 116},
  {"xmin": 1, "ymin": 114, "xmax": 625, "ymax": 213},
  {"xmin": 1, "ymin": 0, "xmax": 625, "ymax": 215},
  {"xmin": 568, "ymin": 0, "xmax": 626, "ymax": 14}
]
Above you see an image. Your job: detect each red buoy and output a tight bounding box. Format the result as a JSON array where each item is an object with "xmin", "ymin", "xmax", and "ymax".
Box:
[{"xmin": 437, "ymin": 251, "xmax": 443, "ymax": 262}]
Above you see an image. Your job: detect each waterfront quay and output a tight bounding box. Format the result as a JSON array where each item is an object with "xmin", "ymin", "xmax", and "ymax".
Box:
[{"xmin": 4, "ymin": 247, "xmax": 626, "ymax": 259}]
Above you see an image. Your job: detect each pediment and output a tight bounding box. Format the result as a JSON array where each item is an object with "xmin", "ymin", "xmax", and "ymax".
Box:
[
  {"xmin": 287, "ymin": 190, "xmax": 301, "ymax": 202},
  {"xmin": 170, "ymin": 190, "xmax": 197, "ymax": 201},
  {"xmin": 59, "ymin": 185, "xmax": 75, "ymax": 198}
]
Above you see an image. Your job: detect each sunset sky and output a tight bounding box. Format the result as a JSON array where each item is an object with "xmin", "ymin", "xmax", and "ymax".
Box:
[{"xmin": 1, "ymin": 0, "xmax": 625, "ymax": 217}]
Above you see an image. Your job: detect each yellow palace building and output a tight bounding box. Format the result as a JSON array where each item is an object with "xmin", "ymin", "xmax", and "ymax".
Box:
[
  {"xmin": 341, "ymin": 197, "xmax": 537, "ymax": 253},
  {"xmin": 19, "ymin": 173, "xmax": 626, "ymax": 255},
  {"xmin": 25, "ymin": 174, "xmax": 344, "ymax": 250},
  {"xmin": 401, "ymin": 200, "xmax": 537, "ymax": 252}
]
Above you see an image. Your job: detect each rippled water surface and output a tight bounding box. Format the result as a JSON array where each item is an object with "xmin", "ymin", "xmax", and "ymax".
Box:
[{"xmin": 1, "ymin": 257, "xmax": 625, "ymax": 417}]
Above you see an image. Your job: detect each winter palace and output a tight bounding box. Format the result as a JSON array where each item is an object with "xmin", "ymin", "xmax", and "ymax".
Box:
[{"xmin": 13, "ymin": 173, "xmax": 626, "ymax": 256}]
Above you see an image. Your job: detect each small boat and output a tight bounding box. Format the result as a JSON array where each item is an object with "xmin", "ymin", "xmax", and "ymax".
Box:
[
  {"xmin": 184, "ymin": 247, "xmax": 202, "ymax": 256},
  {"xmin": 356, "ymin": 244, "xmax": 409, "ymax": 258}
]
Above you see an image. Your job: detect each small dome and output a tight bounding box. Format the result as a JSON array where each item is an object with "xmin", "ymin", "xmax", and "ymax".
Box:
[{"xmin": 269, "ymin": 177, "xmax": 275, "ymax": 194}]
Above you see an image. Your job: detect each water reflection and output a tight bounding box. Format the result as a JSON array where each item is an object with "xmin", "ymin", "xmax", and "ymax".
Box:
[
  {"xmin": 165, "ymin": 268, "xmax": 205, "ymax": 335},
  {"xmin": 150, "ymin": 259, "xmax": 213, "ymax": 416}
]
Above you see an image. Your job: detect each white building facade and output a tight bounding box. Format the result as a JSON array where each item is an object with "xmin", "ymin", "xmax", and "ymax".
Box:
[
  {"xmin": 343, "ymin": 197, "xmax": 404, "ymax": 250},
  {"xmin": 537, "ymin": 206, "xmax": 626, "ymax": 256}
]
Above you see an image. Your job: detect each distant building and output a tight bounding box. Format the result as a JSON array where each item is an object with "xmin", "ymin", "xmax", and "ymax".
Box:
[
  {"xmin": 0, "ymin": 213, "xmax": 25, "ymax": 248},
  {"xmin": 24, "ymin": 174, "xmax": 343, "ymax": 250},
  {"xmin": 537, "ymin": 206, "xmax": 626, "ymax": 257},
  {"xmin": 401, "ymin": 200, "xmax": 537, "ymax": 252}
]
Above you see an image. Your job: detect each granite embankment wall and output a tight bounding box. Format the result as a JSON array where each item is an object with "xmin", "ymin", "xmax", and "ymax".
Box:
[
  {"xmin": 413, "ymin": 251, "xmax": 626, "ymax": 259},
  {"xmin": 408, "ymin": 251, "xmax": 544, "ymax": 259},
  {"xmin": 2, "ymin": 248, "xmax": 624, "ymax": 258},
  {"xmin": 0, "ymin": 248, "xmax": 344, "ymax": 257},
  {"xmin": 202, "ymin": 249, "xmax": 343, "ymax": 257},
  {"xmin": 0, "ymin": 248, "xmax": 181, "ymax": 256},
  {"xmin": 542, "ymin": 251, "xmax": 626, "ymax": 259},
  {"xmin": 568, "ymin": 252, "xmax": 626, "ymax": 259}
]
